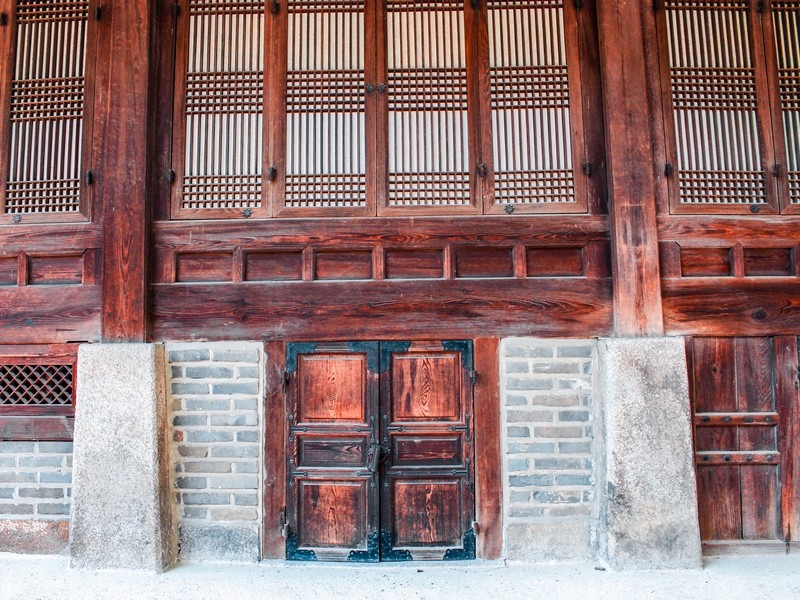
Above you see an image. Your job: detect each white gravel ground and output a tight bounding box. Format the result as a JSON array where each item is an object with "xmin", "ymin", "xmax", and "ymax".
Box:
[{"xmin": 2, "ymin": 553, "xmax": 799, "ymax": 600}]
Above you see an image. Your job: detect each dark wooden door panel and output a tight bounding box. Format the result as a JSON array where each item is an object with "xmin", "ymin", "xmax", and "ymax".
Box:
[
  {"xmin": 286, "ymin": 340, "xmax": 475, "ymax": 561},
  {"xmin": 690, "ymin": 336, "xmax": 796, "ymax": 544},
  {"xmin": 286, "ymin": 342, "xmax": 380, "ymax": 561},
  {"xmin": 379, "ymin": 341, "xmax": 475, "ymax": 561}
]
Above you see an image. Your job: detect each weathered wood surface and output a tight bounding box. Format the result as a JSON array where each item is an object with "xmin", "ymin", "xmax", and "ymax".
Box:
[
  {"xmin": 663, "ymin": 280, "xmax": 800, "ymax": 336},
  {"xmin": 262, "ymin": 341, "xmax": 286, "ymax": 559},
  {"xmin": 99, "ymin": 0, "xmax": 152, "ymax": 342},
  {"xmin": 596, "ymin": 0, "xmax": 663, "ymax": 336},
  {"xmin": 474, "ymin": 337, "xmax": 502, "ymax": 560},
  {"xmin": 152, "ymin": 278, "xmax": 612, "ymax": 341},
  {"xmin": 0, "ymin": 286, "xmax": 101, "ymax": 343},
  {"xmin": 0, "ymin": 416, "xmax": 74, "ymax": 442}
]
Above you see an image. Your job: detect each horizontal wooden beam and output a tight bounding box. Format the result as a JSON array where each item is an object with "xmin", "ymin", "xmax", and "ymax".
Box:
[
  {"xmin": 663, "ymin": 279, "xmax": 800, "ymax": 336},
  {"xmin": 659, "ymin": 216, "xmax": 800, "ymax": 246},
  {"xmin": 0, "ymin": 286, "xmax": 101, "ymax": 344},
  {"xmin": 152, "ymin": 279, "xmax": 613, "ymax": 341},
  {"xmin": 0, "ymin": 416, "xmax": 74, "ymax": 442}
]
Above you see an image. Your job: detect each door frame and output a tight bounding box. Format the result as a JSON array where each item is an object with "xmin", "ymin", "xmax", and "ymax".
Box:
[{"xmin": 262, "ymin": 337, "xmax": 503, "ymax": 559}]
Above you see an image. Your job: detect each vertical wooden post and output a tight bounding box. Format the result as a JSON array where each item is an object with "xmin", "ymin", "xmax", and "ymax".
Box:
[
  {"xmin": 99, "ymin": 0, "xmax": 152, "ymax": 342},
  {"xmin": 596, "ymin": 0, "xmax": 664, "ymax": 336}
]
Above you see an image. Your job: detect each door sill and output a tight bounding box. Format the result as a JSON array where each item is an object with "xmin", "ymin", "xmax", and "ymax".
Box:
[{"xmin": 702, "ymin": 541, "xmax": 793, "ymax": 556}]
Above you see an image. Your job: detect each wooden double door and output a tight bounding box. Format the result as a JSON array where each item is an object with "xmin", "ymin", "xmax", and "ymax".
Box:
[{"xmin": 284, "ymin": 340, "xmax": 475, "ymax": 561}]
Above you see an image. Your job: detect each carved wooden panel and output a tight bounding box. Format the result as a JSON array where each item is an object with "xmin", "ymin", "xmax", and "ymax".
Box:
[
  {"xmin": 171, "ymin": 0, "xmax": 265, "ymax": 218},
  {"xmin": 486, "ymin": 0, "xmax": 585, "ymax": 213},
  {"xmin": 389, "ymin": 351, "xmax": 461, "ymax": 422},
  {"xmin": 295, "ymin": 478, "xmax": 370, "ymax": 549},
  {"xmin": 0, "ymin": 0, "xmax": 98, "ymax": 222}
]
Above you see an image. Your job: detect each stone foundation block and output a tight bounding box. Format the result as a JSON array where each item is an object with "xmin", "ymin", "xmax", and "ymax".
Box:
[
  {"xmin": 178, "ymin": 524, "xmax": 259, "ymax": 562},
  {"xmin": 70, "ymin": 344, "xmax": 176, "ymax": 571},
  {"xmin": 505, "ymin": 520, "xmax": 592, "ymax": 562},
  {"xmin": 0, "ymin": 519, "xmax": 69, "ymax": 554},
  {"xmin": 597, "ymin": 338, "xmax": 701, "ymax": 570}
]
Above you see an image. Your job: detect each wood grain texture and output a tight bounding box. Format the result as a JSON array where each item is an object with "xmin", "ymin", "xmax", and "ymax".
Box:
[
  {"xmin": 663, "ymin": 280, "xmax": 800, "ymax": 336},
  {"xmin": 596, "ymin": 0, "xmax": 663, "ymax": 335},
  {"xmin": 99, "ymin": 0, "xmax": 152, "ymax": 342},
  {"xmin": 152, "ymin": 279, "xmax": 612, "ymax": 342},
  {"xmin": 474, "ymin": 337, "xmax": 501, "ymax": 560},
  {"xmin": 262, "ymin": 340, "xmax": 286, "ymax": 559},
  {"xmin": 774, "ymin": 336, "xmax": 799, "ymax": 543},
  {"xmin": 0, "ymin": 286, "xmax": 101, "ymax": 344},
  {"xmin": 0, "ymin": 416, "xmax": 74, "ymax": 442}
]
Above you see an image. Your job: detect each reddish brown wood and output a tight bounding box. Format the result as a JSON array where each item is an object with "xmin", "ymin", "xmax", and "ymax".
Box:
[
  {"xmin": 262, "ymin": 340, "xmax": 286, "ymax": 559},
  {"xmin": 697, "ymin": 465, "xmax": 742, "ymax": 540},
  {"xmin": 0, "ymin": 286, "xmax": 101, "ymax": 344},
  {"xmin": 152, "ymin": 278, "xmax": 612, "ymax": 342},
  {"xmin": 0, "ymin": 0, "xmax": 15, "ymax": 210},
  {"xmin": 774, "ymin": 336, "xmax": 799, "ymax": 543},
  {"xmin": 0, "ymin": 416, "xmax": 74, "ymax": 442},
  {"xmin": 175, "ymin": 253, "xmax": 234, "ymax": 283},
  {"xmin": 658, "ymin": 216, "xmax": 800, "ymax": 245},
  {"xmin": 474, "ymin": 337, "xmax": 501, "ymax": 560},
  {"xmin": 663, "ymin": 280, "xmax": 800, "ymax": 337},
  {"xmin": 99, "ymin": 0, "xmax": 152, "ymax": 342},
  {"xmin": 596, "ymin": 0, "xmax": 663, "ymax": 336}
]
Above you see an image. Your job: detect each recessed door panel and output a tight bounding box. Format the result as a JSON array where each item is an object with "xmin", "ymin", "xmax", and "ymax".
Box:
[
  {"xmin": 390, "ymin": 477, "xmax": 465, "ymax": 547},
  {"xmin": 296, "ymin": 478, "xmax": 370, "ymax": 550},
  {"xmin": 390, "ymin": 352, "xmax": 462, "ymax": 422},
  {"xmin": 297, "ymin": 353, "xmax": 368, "ymax": 423}
]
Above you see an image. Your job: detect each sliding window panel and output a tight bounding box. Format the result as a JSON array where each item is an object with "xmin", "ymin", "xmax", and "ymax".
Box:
[
  {"xmin": 661, "ymin": 0, "xmax": 778, "ymax": 214},
  {"xmin": 271, "ymin": 0, "xmax": 373, "ymax": 217},
  {"xmin": 381, "ymin": 0, "xmax": 479, "ymax": 215},
  {"xmin": 0, "ymin": 0, "xmax": 99, "ymax": 223},
  {"xmin": 171, "ymin": 0, "xmax": 266, "ymax": 219},
  {"xmin": 770, "ymin": 1, "xmax": 800, "ymax": 211},
  {"xmin": 484, "ymin": 0, "xmax": 586, "ymax": 214}
]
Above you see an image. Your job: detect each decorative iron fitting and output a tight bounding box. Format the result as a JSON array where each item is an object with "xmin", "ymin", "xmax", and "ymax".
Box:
[
  {"xmin": 85, "ymin": 170, "xmax": 94, "ymax": 185},
  {"xmin": 504, "ymin": 204, "xmax": 515, "ymax": 214},
  {"xmin": 270, "ymin": 0, "xmax": 280, "ymax": 15},
  {"xmin": 582, "ymin": 161, "xmax": 592, "ymax": 176},
  {"xmin": 664, "ymin": 163, "xmax": 674, "ymax": 177},
  {"xmin": 267, "ymin": 166, "xmax": 277, "ymax": 182},
  {"xmin": 94, "ymin": 5, "xmax": 102, "ymax": 21},
  {"xmin": 365, "ymin": 83, "xmax": 376, "ymax": 94},
  {"xmin": 477, "ymin": 162, "xmax": 488, "ymax": 178},
  {"xmin": 750, "ymin": 204, "xmax": 761, "ymax": 214},
  {"xmin": 0, "ymin": 13, "xmax": 8, "ymax": 26}
]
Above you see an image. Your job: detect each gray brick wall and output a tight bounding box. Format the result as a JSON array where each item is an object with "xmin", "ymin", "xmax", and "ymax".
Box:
[
  {"xmin": 501, "ymin": 339, "xmax": 596, "ymax": 560},
  {"xmin": 0, "ymin": 442, "xmax": 72, "ymax": 519},
  {"xmin": 167, "ymin": 343, "xmax": 263, "ymax": 529}
]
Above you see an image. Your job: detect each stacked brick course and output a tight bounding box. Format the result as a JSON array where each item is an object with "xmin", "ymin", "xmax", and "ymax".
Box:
[
  {"xmin": 501, "ymin": 339, "xmax": 597, "ymax": 560},
  {"xmin": 167, "ymin": 343, "xmax": 263, "ymax": 561},
  {"xmin": 0, "ymin": 441, "xmax": 72, "ymax": 519}
]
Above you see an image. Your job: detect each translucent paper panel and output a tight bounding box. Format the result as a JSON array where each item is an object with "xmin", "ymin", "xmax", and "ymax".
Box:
[
  {"xmin": 666, "ymin": 1, "xmax": 766, "ymax": 206},
  {"xmin": 387, "ymin": 0, "xmax": 470, "ymax": 207},
  {"xmin": 5, "ymin": 1, "xmax": 88, "ymax": 215},
  {"xmin": 773, "ymin": 2, "xmax": 800, "ymax": 204},
  {"xmin": 181, "ymin": 0, "xmax": 264, "ymax": 210},
  {"xmin": 285, "ymin": 0, "xmax": 366, "ymax": 209},
  {"xmin": 488, "ymin": 0, "xmax": 575, "ymax": 206}
]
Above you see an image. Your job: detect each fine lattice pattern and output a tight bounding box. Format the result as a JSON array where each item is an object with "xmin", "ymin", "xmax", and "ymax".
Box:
[
  {"xmin": 0, "ymin": 364, "xmax": 73, "ymax": 406},
  {"xmin": 285, "ymin": 0, "xmax": 367, "ymax": 209},
  {"xmin": 666, "ymin": 0, "xmax": 766, "ymax": 206},
  {"xmin": 387, "ymin": 0, "xmax": 470, "ymax": 207},
  {"xmin": 773, "ymin": 2, "xmax": 800, "ymax": 205},
  {"xmin": 180, "ymin": 0, "xmax": 264, "ymax": 211},
  {"xmin": 488, "ymin": 0, "xmax": 575, "ymax": 206},
  {"xmin": 4, "ymin": 0, "xmax": 88, "ymax": 215}
]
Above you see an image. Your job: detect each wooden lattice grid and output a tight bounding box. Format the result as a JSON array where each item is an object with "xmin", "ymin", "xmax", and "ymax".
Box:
[{"xmin": 0, "ymin": 363, "xmax": 74, "ymax": 407}]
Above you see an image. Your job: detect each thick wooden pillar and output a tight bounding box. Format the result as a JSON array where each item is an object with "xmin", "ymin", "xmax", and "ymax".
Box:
[
  {"xmin": 596, "ymin": 0, "xmax": 664, "ymax": 336},
  {"xmin": 99, "ymin": 0, "xmax": 152, "ymax": 342}
]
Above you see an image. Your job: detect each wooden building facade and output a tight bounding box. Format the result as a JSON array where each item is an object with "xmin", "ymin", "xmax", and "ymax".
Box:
[{"xmin": 0, "ymin": 0, "xmax": 798, "ymax": 565}]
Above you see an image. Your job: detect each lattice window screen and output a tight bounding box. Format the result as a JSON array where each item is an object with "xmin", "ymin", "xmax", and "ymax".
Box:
[
  {"xmin": 773, "ymin": 1, "xmax": 800, "ymax": 205},
  {"xmin": 3, "ymin": 1, "xmax": 89, "ymax": 216},
  {"xmin": 487, "ymin": 0, "xmax": 575, "ymax": 207},
  {"xmin": 178, "ymin": 0, "xmax": 264, "ymax": 212},
  {"xmin": 284, "ymin": 0, "xmax": 366, "ymax": 210},
  {"xmin": 0, "ymin": 364, "xmax": 74, "ymax": 407},
  {"xmin": 665, "ymin": 1, "xmax": 767, "ymax": 207},
  {"xmin": 386, "ymin": 0, "xmax": 471, "ymax": 208}
]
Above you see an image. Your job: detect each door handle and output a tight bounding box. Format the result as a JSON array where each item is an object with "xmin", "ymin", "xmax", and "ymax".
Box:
[{"xmin": 368, "ymin": 443, "xmax": 389, "ymax": 473}]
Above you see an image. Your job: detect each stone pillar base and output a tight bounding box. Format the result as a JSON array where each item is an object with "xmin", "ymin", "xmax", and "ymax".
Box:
[
  {"xmin": 597, "ymin": 338, "xmax": 702, "ymax": 570},
  {"xmin": 70, "ymin": 344, "xmax": 176, "ymax": 571}
]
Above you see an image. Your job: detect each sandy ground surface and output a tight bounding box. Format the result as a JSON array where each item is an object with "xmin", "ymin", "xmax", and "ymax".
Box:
[{"xmin": 1, "ymin": 552, "xmax": 799, "ymax": 600}]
